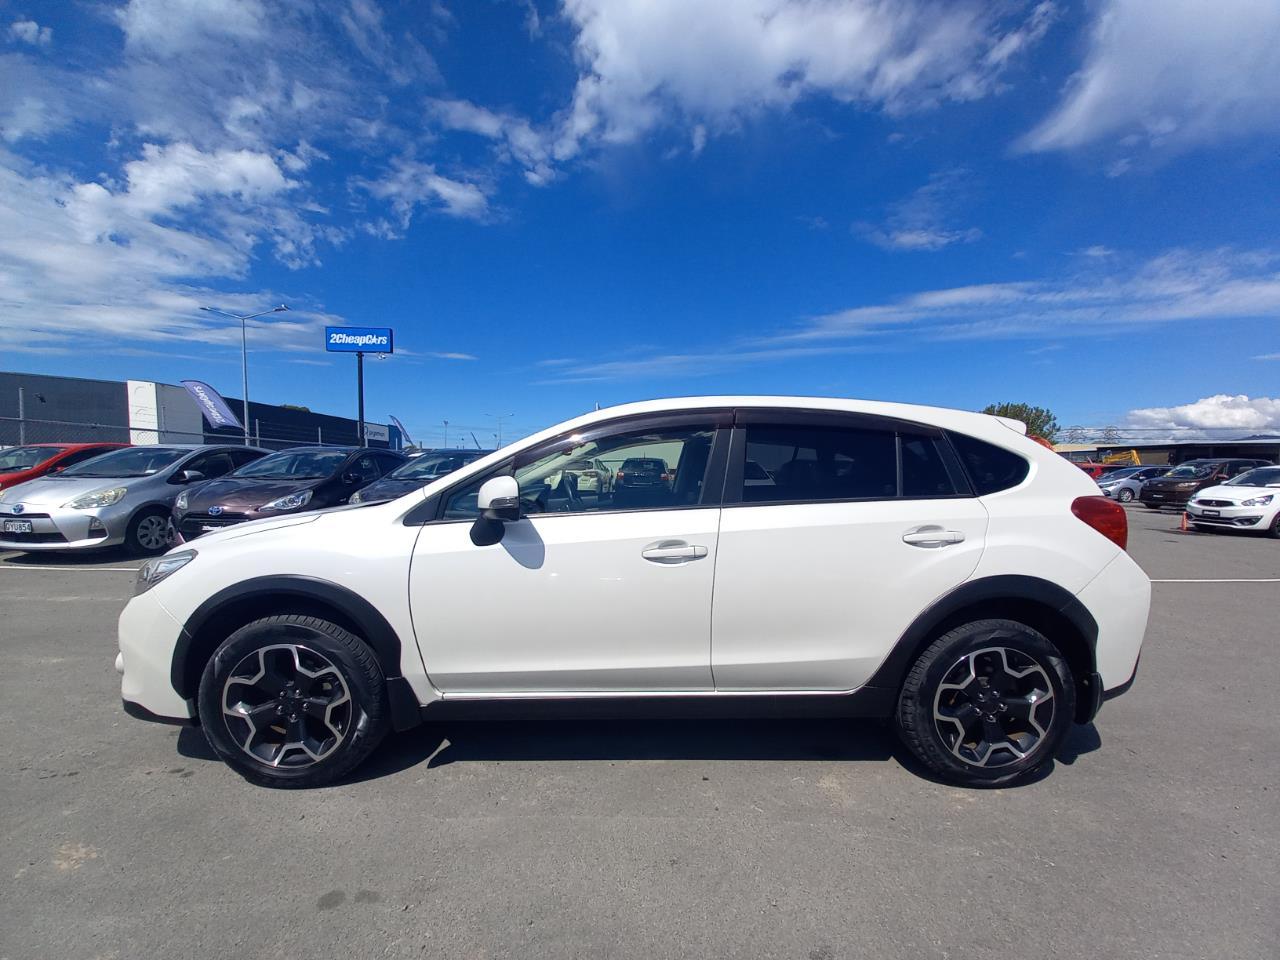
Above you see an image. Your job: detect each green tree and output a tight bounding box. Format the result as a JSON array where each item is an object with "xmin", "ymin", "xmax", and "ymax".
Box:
[{"xmin": 981, "ymin": 402, "xmax": 1059, "ymax": 442}]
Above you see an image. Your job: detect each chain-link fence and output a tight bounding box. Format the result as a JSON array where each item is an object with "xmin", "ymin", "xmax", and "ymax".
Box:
[{"xmin": 0, "ymin": 415, "xmax": 368, "ymax": 450}]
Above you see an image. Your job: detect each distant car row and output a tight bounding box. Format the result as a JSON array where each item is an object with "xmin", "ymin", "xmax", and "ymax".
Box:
[
  {"xmin": 1094, "ymin": 458, "xmax": 1280, "ymax": 537},
  {"xmin": 0, "ymin": 442, "xmax": 491, "ymax": 555}
]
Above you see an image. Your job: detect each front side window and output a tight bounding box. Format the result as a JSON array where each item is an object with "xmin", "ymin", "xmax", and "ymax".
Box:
[{"xmin": 443, "ymin": 423, "xmax": 716, "ymax": 520}]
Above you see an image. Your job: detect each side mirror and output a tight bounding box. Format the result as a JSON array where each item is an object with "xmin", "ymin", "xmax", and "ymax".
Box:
[
  {"xmin": 478, "ymin": 475, "xmax": 520, "ymax": 521},
  {"xmin": 470, "ymin": 475, "xmax": 520, "ymax": 546},
  {"xmin": 178, "ymin": 469, "xmax": 205, "ymax": 484},
  {"xmin": 342, "ymin": 471, "xmax": 360, "ymax": 484}
]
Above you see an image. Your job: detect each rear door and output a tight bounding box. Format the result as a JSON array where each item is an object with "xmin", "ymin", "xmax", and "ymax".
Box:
[{"xmin": 710, "ymin": 410, "xmax": 989, "ymax": 691}]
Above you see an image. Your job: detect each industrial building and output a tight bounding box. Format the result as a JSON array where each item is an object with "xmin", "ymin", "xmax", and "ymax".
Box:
[{"xmin": 0, "ymin": 371, "xmax": 400, "ymax": 450}]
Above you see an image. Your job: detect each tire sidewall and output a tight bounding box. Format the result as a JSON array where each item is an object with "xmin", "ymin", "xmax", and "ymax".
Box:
[
  {"xmin": 127, "ymin": 509, "xmax": 171, "ymax": 556},
  {"xmin": 198, "ymin": 617, "xmax": 387, "ymax": 788},
  {"xmin": 898, "ymin": 620, "xmax": 1076, "ymax": 787},
  {"xmin": 1117, "ymin": 488, "xmax": 1134, "ymax": 502}
]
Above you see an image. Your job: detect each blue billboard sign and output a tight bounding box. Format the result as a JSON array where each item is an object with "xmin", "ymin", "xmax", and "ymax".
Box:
[{"xmin": 325, "ymin": 326, "xmax": 394, "ymax": 353}]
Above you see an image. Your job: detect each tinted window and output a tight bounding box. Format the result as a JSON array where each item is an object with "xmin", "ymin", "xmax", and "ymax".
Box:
[
  {"xmin": 900, "ymin": 432, "xmax": 964, "ymax": 498},
  {"xmin": 948, "ymin": 432, "xmax": 1029, "ymax": 495},
  {"xmin": 185, "ymin": 451, "xmax": 236, "ymax": 479},
  {"xmin": 229, "ymin": 449, "xmax": 267, "ymax": 467},
  {"xmin": 741, "ymin": 424, "xmax": 896, "ymax": 503},
  {"xmin": 443, "ymin": 423, "xmax": 715, "ymax": 520},
  {"xmin": 52, "ymin": 447, "xmax": 109, "ymax": 468}
]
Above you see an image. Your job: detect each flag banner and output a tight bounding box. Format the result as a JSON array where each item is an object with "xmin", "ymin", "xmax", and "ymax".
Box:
[
  {"xmin": 389, "ymin": 414, "xmax": 414, "ymax": 446},
  {"xmin": 181, "ymin": 380, "xmax": 243, "ymax": 430}
]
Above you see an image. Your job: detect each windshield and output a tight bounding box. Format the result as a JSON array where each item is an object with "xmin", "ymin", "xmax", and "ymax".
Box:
[
  {"xmin": 1227, "ymin": 466, "xmax": 1280, "ymax": 487},
  {"xmin": 231, "ymin": 449, "xmax": 349, "ymax": 480},
  {"xmin": 61, "ymin": 446, "xmax": 188, "ymax": 478},
  {"xmin": 391, "ymin": 453, "xmax": 477, "ymax": 479},
  {"xmin": 1100, "ymin": 467, "xmax": 1141, "ymax": 480},
  {"xmin": 0, "ymin": 445, "xmax": 66, "ymax": 472},
  {"xmin": 1164, "ymin": 463, "xmax": 1214, "ymax": 479}
]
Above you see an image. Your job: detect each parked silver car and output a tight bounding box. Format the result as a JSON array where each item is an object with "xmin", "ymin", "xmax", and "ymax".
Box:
[
  {"xmin": 1096, "ymin": 465, "xmax": 1173, "ymax": 502},
  {"xmin": 0, "ymin": 444, "xmax": 268, "ymax": 555}
]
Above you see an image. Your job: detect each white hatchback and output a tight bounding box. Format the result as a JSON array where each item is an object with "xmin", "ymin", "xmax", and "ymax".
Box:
[
  {"xmin": 1185, "ymin": 466, "xmax": 1280, "ymax": 537},
  {"xmin": 117, "ymin": 397, "xmax": 1150, "ymax": 788}
]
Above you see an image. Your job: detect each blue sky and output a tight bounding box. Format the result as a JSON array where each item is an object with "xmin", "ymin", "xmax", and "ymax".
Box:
[{"xmin": 2, "ymin": 0, "xmax": 1279, "ymax": 446}]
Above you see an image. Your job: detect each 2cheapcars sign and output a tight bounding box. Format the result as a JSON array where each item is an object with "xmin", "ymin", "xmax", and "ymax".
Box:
[{"xmin": 325, "ymin": 326, "xmax": 394, "ymax": 353}]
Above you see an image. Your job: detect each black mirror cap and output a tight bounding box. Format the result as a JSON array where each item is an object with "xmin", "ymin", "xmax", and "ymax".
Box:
[
  {"xmin": 470, "ymin": 515, "xmax": 505, "ymax": 546},
  {"xmin": 482, "ymin": 496, "xmax": 521, "ymax": 522}
]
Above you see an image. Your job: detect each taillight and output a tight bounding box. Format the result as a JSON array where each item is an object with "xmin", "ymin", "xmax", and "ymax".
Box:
[
  {"xmin": 660, "ymin": 473, "xmax": 670, "ymax": 481},
  {"xmin": 616, "ymin": 471, "xmax": 624, "ymax": 480},
  {"xmin": 1071, "ymin": 496, "xmax": 1128, "ymax": 550}
]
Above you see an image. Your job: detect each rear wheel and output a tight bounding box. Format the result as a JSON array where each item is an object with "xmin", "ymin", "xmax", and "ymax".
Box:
[
  {"xmin": 197, "ymin": 614, "xmax": 389, "ymax": 788},
  {"xmin": 896, "ymin": 619, "xmax": 1075, "ymax": 787},
  {"xmin": 126, "ymin": 509, "xmax": 170, "ymax": 556}
]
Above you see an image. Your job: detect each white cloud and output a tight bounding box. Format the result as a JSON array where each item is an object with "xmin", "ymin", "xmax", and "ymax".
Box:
[
  {"xmin": 1077, "ymin": 245, "xmax": 1115, "ymax": 258},
  {"xmin": 8, "ymin": 19, "xmax": 52, "ymax": 46},
  {"xmin": 116, "ymin": 0, "xmax": 267, "ymax": 55},
  {"xmin": 1127, "ymin": 395, "xmax": 1280, "ymax": 436},
  {"xmin": 357, "ymin": 157, "xmax": 490, "ymax": 227},
  {"xmin": 552, "ymin": 0, "xmax": 1057, "ymax": 160},
  {"xmin": 427, "ymin": 99, "xmax": 554, "ymax": 185},
  {"xmin": 1254, "ymin": 353, "xmax": 1280, "ymax": 361},
  {"xmin": 856, "ymin": 168, "xmax": 982, "ymax": 252},
  {"xmin": 541, "ymin": 248, "xmax": 1280, "ymax": 382},
  {"xmin": 1023, "ymin": 0, "xmax": 1280, "ymax": 154}
]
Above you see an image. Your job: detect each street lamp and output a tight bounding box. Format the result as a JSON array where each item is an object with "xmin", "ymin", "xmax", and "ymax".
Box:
[
  {"xmin": 485, "ymin": 413, "xmax": 515, "ymax": 448},
  {"xmin": 199, "ymin": 304, "xmax": 289, "ymax": 444}
]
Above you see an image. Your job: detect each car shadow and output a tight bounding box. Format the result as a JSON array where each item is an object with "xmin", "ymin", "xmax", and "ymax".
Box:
[
  {"xmin": 0, "ymin": 546, "xmax": 138, "ymax": 566},
  {"xmin": 176, "ymin": 714, "xmax": 1103, "ymax": 790}
]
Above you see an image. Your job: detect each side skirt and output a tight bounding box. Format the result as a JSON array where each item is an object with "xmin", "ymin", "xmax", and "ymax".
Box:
[{"xmin": 418, "ymin": 686, "xmax": 898, "ymax": 723}]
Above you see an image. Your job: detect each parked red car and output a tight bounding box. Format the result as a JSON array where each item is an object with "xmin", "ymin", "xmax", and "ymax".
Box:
[{"xmin": 0, "ymin": 442, "xmax": 129, "ymax": 491}]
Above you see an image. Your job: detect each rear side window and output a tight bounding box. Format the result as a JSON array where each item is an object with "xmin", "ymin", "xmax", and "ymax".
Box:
[
  {"xmin": 742, "ymin": 425, "xmax": 897, "ymax": 503},
  {"xmin": 948, "ymin": 432, "xmax": 1029, "ymax": 495}
]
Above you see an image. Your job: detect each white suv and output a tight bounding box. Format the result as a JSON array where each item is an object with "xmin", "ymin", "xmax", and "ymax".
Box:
[{"xmin": 118, "ymin": 397, "xmax": 1149, "ymax": 789}]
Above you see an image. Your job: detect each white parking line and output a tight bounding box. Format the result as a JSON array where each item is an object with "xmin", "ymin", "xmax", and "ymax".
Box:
[{"xmin": 1151, "ymin": 578, "xmax": 1280, "ymax": 583}]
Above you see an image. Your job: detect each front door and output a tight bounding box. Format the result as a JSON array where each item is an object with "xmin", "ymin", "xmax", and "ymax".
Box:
[
  {"xmin": 408, "ymin": 415, "xmax": 729, "ymax": 695},
  {"xmin": 711, "ymin": 413, "xmax": 989, "ymax": 691}
]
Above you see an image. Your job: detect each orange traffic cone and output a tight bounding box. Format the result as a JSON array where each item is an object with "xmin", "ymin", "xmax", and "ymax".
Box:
[{"xmin": 1180, "ymin": 511, "xmax": 1188, "ymax": 532}]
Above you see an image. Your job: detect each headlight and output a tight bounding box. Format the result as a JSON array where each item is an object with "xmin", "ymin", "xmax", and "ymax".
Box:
[
  {"xmin": 260, "ymin": 489, "xmax": 313, "ymax": 512},
  {"xmin": 348, "ymin": 489, "xmax": 364, "ymax": 504},
  {"xmin": 1242, "ymin": 494, "xmax": 1274, "ymax": 507},
  {"xmin": 65, "ymin": 486, "xmax": 127, "ymax": 509},
  {"xmin": 135, "ymin": 550, "xmax": 196, "ymax": 595},
  {"xmin": 175, "ymin": 490, "xmax": 190, "ymax": 510}
]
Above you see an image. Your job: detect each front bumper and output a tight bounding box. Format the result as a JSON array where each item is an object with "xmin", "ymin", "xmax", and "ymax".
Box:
[
  {"xmin": 1141, "ymin": 488, "xmax": 1197, "ymax": 507},
  {"xmin": 1185, "ymin": 502, "xmax": 1270, "ymax": 528},
  {"xmin": 0, "ymin": 501, "xmax": 128, "ymax": 551},
  {"xmin": 117, "ymin": 588, "xmax": 194, "ymax": 722},
  {"xmin": 172, "ymin": 508, "xmax": 258, "ymax": 543}
]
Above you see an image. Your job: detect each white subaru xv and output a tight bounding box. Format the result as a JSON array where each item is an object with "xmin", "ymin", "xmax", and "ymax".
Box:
[{"xmin": 118, "ymin": 397, "xmax": 1149, "ymax": 788}]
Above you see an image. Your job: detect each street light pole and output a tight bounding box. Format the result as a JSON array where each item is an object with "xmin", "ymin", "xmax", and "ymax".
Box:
[
  {"xmin": 485, "ymin": 412, "xmax": 515, "ymax": 448},
  {"xmin": 199, "ymin": 304, "xmax": 289, "ymax": 444}
]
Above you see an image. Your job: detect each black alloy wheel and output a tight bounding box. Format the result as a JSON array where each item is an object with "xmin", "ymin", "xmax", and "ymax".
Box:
[
  {"xmin": 198, "ymin": 614, "xmax": 389, "ymax": 788},
  {"xmin": 897, "ymin": 619, "xmax": 1075, "ymax": 787}
]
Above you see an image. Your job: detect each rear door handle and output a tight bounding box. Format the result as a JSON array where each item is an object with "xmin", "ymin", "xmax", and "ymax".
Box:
[
  {"xmin": 641, "ymin": 540, "xmax": 709, "ymax": 563},
  {"xmin": 902, "ymin": 527, "xmax": 966, "ymax": 547}
]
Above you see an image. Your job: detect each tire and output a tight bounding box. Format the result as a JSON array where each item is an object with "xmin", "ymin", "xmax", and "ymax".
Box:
[
  {"xmin": 896, "ymin": 619, "xmax": 1076, "ymax": 788},
  {"xmin": 126, "ymin": 509, "xmax": 171, "ymax": 556},
  {"xmin": 197, "ymin": 614, "xmax": 389, "ymax": 789},
  {"xmin": 1117, "ymin": 488, "xmax": 1134, "ymax": 503},
  {"xmin": 1143, "ymin": 502, "xmax": 1162, "ymax": 510},
  {"xmin": 1267, "ymin": 512, "xmax": 1280, "ymax": 540}
]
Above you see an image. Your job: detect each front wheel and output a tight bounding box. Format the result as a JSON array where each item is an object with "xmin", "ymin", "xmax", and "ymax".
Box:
[
  {"xmin": 896, "ymin": 619, "xmax": 1075, "ymax": 787},
  {"xmin": 1267, "ymin": 512, "xmax": 1280, "ymax": 539},
  {"xmin": 197, "ymin": 615, "xmax": 389, "ymax": 788},
  {"xmin": 1117, "ymin": 488, "xmax": 1134, "ymax": 503},
  {"xmin": 126, "ymin": 509, "xmax": 171, "ymax": 556}
]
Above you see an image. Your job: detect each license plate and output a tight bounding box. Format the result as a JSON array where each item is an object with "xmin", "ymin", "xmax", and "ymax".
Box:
[
  {"xmin": 1202, "ymin": 509, "xmax": 1219, "ymax": 517},
  {"xmin": 1150, "ymin": 493, "xmax": 1165, "ymax": 499},
  {"xmin": 3, "ymin": 519, "xmax": 33, "ymax": 533}
]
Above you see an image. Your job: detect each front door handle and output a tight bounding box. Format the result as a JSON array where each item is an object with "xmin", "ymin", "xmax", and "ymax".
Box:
[
  {"xmin": 902, "ymin": 526, "xmax": 966, "ymax": 548},
  {"xmin": 641, "ymin": 540, "xmax": 709, "ymax": 563}
]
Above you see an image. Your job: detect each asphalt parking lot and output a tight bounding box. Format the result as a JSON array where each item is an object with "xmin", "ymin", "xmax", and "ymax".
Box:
[{"xmin": 1, "ymin": 506, "xmax": 1275, "ymax": 960}]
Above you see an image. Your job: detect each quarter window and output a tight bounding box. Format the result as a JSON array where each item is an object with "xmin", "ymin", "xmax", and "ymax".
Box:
[{"xmin": 947, "ymin": 432, "xmax": 1029, "ymax": 495}]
